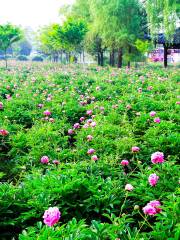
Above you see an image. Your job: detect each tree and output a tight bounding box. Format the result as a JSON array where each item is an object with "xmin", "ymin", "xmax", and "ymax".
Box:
[
  {"xmin": 0, "ymin": 24, "xmax": 22, "ymax": 67},
  {"xmin": 145, "ymin": 0, "xmax": 179, "ymax": 40},
  {"xmin": 38, "ymin": 24, "xmax": 62, "ymax": 62},
  {"xmin": 90, "ymin": 0, "xmax": 144, "ymax": 68}
]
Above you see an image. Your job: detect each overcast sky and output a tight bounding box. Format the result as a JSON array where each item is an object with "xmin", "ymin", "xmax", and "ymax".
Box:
[{"xmin": 0, "ymin": 0, "xmax": 75, "ymax": 29}]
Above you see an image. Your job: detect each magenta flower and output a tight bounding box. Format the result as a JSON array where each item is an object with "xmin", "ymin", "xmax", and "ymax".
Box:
[
  {"xmin": 151, "ymin": 152, "xmax": 164, "ymax": 164},
  {"xmin": 143, "ymin": 204, "xmax": 157, "ymax": 215},
  {"xmin": 68, "ymin": 129, "xmax": 74, "ymax": 135},
  {"xmin": 53, "ymin": 160, "xmax": 60, "ymax": 165},
  {"xmin": 121, "ymin": 160, "xmax": 129, "ymax": 166},
  {"xmin": 125, "ymin": 184, "xmax": 134, "ymax": 191},
  {"xmin": 143, "ymin": 200, "xmax": 161, "ymax": 215},
  {"xmin": 0, "ymin": 102, "xmax": 3, "ymax": 110},
  {"xmin": 131, "ymin": 146, "xmax": 140, "ymax": 152},
  {"xmin": 87, "ymin": 148, "xmax": 95, "ymax": 155},
  {"xmin": 87, "ymin": 110, "xmax": 92, "ymax": 115},
  {"xmin": 87, "ymin": 135, "xmax": 93, "ymax": 141},
  {"xmin": 148, "ymin": 173, "xmax": 159, "ymax": 186},
  {"xmin": 150, "ymin": 111, "xmax": 156, "ymax": 117},
  {"xmin": 73, "ymin": 123, "xmax": 80, "ymax": 129},
  {"xmin": 80, "ymin": 117, "xmax": 85, "ymax": 122},
  {"xmin": 91, "ymin": 155, "xmax": 98, "ymax": 161},
  {"xmin": 43, "ymin": 207, "xmax": 61, "ymax": 227},
  {"xmin": 90, "ymin": 122, "xmax": 96, "ymax": 127},
  {"xmin": 43, "ymin": 110, "xmax": 51, "ymax": 116},
  {"xmin": 0, "ymin": 129, "xmax": 9, "ymax": 136},
  {"xmin": 154, "ymin": 117, "xmax": 161, "ymax": 123},
  {"xmin": 41, "ymin": 156, "xmax": 49, "ymax": 164}
]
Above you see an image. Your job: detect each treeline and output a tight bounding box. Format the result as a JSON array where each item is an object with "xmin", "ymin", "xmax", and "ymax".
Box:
[{"xmin": 37, "ymin": 0, "xmax": 179, "ymax": 67}]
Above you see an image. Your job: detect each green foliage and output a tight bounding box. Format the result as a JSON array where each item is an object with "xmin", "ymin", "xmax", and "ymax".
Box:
[
  {"xmin": 145, "ymin": 0, "xmax": 178, "ymax": 40},
  {"xmin": 0, "ymin": 63, "xmax": 179, "ymax": 239},
  {"xmin": 0, "ymin": 23, "xmax": 22, "ymax": 67}
]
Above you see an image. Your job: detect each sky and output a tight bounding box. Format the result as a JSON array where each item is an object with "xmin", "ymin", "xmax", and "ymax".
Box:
[{"xmin": 0, "ymin": 0, "xmax": 75, "ymax": 29}]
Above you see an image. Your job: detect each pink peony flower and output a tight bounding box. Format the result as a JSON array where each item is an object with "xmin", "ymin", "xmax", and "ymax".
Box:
[
  {"xmin": 0, "ymin": 129, "xmax": 9, "ymax": 136},
  {"xmin": 43, "ymin": 110, "xmax": 51, "ymax": 116},
  {"xmin": 0, "ymin": 102, "xmax": 3, "ymax": 109},
  {"xmin": 148, "ymin": 173, "xmax": 159, "ymax": 186},
  {"xmin": 150, "ymin": 111, "xmax": 156, "ymax": 117},
  {"xmin": 68, "ymin": 129, "xmax": 74, "ymax": 135},
  {"xmin": 176, "ymin": 101, "xmax": 180, "ymax": 105},
  {"xmin": 49, "ymin": 118, "xmax": 55, "ymax": 123},
  {"xmin": 143, "ymin": 200, "xmax": 162, "ymax": 215},
  {"xmin": 132, "ymin": 146, "xmax": 140, "ymax": 152},
  {"xmin": 87, "ymin": 135, "xmax": 93, "ymax": 141},
  {"xmin": 87, "ymin": 148, "xmax": 95, "ymax": 155},
  {"xmin": 151, "ymin": 152, "xmax": 164, "ymax": 164},
  {"xmin": 90, "ymin": 122, "xmax": 96, "ymax": 127},
  {"xmin": 43, "ymin": 207, "xmax": 61, "ymax": 227},
  {"xmin": 41, "ymin": 156, "xmax": 49, "ymax": 164},
  {"xmin": 87, "ymin": 110, "xmax": 92, "ymax": 115},
  {"xmin": 73, "ymin": 123, "xmax": 80, "ymax": 129},
  {"xmin": 53, "ymin": 160, "xmax": 60, "ymax": 165},
  {"xmin": 154, "ymin": 117, "xmax": 161, "ymax": 123},
  {"xmin": 91, "ymin": 155, "xmax": 98, "ymax": 161},
  {"xmin": 121, "ymin": 160, "xmax": 129, "ymax": 166},
  {"xmin": 80, "ymin": 117, "xmax": 85, "ymax": 122},
  {"xmin": 143, "ymin": 205, "xmax": 157, "ymax": 215},
  {"xmin": 125, "ymin": 184, "xmax": 134, "ymax": 191}
]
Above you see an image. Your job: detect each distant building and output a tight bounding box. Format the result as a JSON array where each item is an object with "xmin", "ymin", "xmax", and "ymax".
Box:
[{"xmin": 149, "ymin": 47, "xmax": 180, "ymax": 63}]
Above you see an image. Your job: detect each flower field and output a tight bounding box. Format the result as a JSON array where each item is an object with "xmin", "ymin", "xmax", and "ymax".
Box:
[{"xmin": 0, "ymin": 63, "xmax": 179, "ymax": 239}]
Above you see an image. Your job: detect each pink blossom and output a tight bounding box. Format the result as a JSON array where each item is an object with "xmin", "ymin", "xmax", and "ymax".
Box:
[
  {"xmin": 53, "ymin": 160, "xmax": 60, "ymax": 165},
  {"xmin": 148, "ymin": 173, "xmax": 159, "ymax": 186},
  {"xmin": 43, "ymin": 207, "xmax": 61, "ymax": 227},
  {"xmin": 100, "ymin": 106, "xmax": 105, "ymax": 111},
  {"xmin": 43, "ymin": 110, "xmax": 51, "ymax": 116},
  {"xmin": 154, "ymin": 117, "xmax": 161, "ymax": 123},
  {"xmin": 73, "ymin": 123, "xmax": 80, "ymax": 129},
  {"xmin": 87, "ymin": 110, "xmax": 92, "ymax": 115},
  {"xmin": 125, "ymin": 184, "xmax": 134, "ymax": 191},
  {"xmin": 41, "ymin": 156, "xmax": 49, "ymax": 164},
  {"xmin": 87, "ymin": 148, "xmax": 95, "ymax": 155},
  {"xmin": 38, "ymin": 104, "xmax": 44, "ymax": 108},
  {"xmin": 151, "ymin": 152, "xmax": 164, "ymax": 164},
  {"xmin": 90, "ymin": 122, "xmax": 96, "ymax": 127},
  {"xmin": 150, "ymin": 111, "xmax": 156, "ymax": 117},
  {"xmin": 87, "ymin": 135, "xmax": 93, "ymax": 141},
  {"xmin": 0, "ymin": 102, "xmax": 4, "ymax": 109},
  {"xmin": 68, "ymin": 129, "xmax": 74, "ymax": 135},
  {"xmin": 132, "ymin": 146, "xmax": 140, "ymax": 152},
  {"xmin": 49, "ymin": 118, "xmax": 55, "ymax": 123},
  {"xmin": 176, "ymin": 101, "xmax": 180, "ymax": 105},
  {"xmin": 143, "ymin": 200, "xmax": 162, "ymax": 215},
  {"xmin": 0, "ymin": 129, "xmax": 9, "ymax": 136},
  {"xmin": 91, "ymin": 155, "xmax": 98, "ymax": 161},
  {"xmin": 80, "ymin": 117, "xmax": 85, "ymax": 122},
  {"xmin": 121, "ymin": 160, "xmax": 129, "ymax": 166},
  {"xmin": 143, "ymin": 205, "xmax": 157, "ymax": 215}
]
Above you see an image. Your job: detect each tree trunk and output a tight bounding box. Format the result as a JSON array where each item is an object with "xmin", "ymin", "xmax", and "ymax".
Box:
[
  {"xmin": 111, "ymin": 49, "xmax": 115, "ymax": 66},
  {"xmin": 97, "ymin": 52, "xmax": 101, "ymax": 65},
  {"xmin": 128, "ymin": 46, "xmax": 131, "ymax": 68},
  {"xmin": 109, "ymin": 52, "xmax": 112, "ymax": 66},
  {"xmin": 117, "ymin": 48, "xmax": 123, "ymax": 68},
  {"xmin": 163, "ymin": 44, "xmax": 168, "ymax": 68},
  {"xmin": 100, "ymin": 51, "xmax": 104, "ymax": 66},
  {"xmin": 82, "ymin": 50, "xmax": 85, "ymax": 63}
]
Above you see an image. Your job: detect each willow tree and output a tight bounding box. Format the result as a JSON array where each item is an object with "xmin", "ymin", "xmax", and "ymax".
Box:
[
  {"xmin": 90, "ymin": 0, "xmax": 144, "ymax": 68},
  {"xmin": 145, "ymin": 0, "xmax": 178, "ymax": 40}
]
